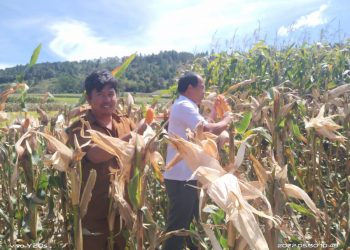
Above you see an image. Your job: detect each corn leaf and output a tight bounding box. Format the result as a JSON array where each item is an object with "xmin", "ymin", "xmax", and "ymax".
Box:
[
  {"xmin": 291, "ymin": 120, "xmax": 307, "ymax": 143},
  {"xmin": 112, "ymin": 53, "xmax": 136, "ymax": 78},
  {"xmin": 244, "ymin": 127, "xmax": 272, "ymax": 143},
  {"xmin": 207, "ymin": 174, "xmax": 270, "ymax": 250},
  {"xmin": 202, "ymin": 224, "xmax": 223, "ymax": 250},
  {"xmin": 236, "ymin": 112, "xmax": 252, "ymax": 134},
  {"xmin": 288, "ymin": 202, "xmax": 314, "ymax": 217},
  {"xmin": 28, "ymin": 43, "xmax": 42, "ymax": 68},
  {"xmin": 147, "ymin": 151, "xmax": 164, "ymax": 182},
  {"xmin": 283, "ymin": 183, "xmax": 322, "ymax": 218},
  {"xmin": 127, "ymin": 168, "xmax": 142, "ymax": 209},
  {"xmin": 80, "ymin": 169, "xmax": 97, "ymax": 219}
]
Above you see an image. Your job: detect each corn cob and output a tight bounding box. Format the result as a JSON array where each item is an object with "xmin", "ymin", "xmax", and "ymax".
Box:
[
  {"xmin": 145, "ymin": 107, "xmax": 154, "ymax": 124},
  {"xmin": 214, "ymin": 94, "xmax": 231, "ymax": 119}
]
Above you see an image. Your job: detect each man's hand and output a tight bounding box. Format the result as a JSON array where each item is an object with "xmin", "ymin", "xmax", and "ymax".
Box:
[
  {"xmin": 222, "ymin": 112, "xmax": 234, "ymax": 127},
  {"xmin": 204, "ymin": 112, "xmax": 233, "ymax": 135}
]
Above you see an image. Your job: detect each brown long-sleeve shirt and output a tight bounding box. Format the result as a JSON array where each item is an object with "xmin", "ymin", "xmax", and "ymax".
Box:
[{"xmin": 66, "ymin": 110, "xmax": 135, "ymax": 220}]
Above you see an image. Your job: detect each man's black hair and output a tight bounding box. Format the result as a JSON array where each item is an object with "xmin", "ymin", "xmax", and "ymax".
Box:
[
  {"xmin": 84, "ymin": 69, "xmax": 118, "ymax": 96},
  {"xmin": 177, "ymin": 72, "xmax": 200, "ymax": 94}
]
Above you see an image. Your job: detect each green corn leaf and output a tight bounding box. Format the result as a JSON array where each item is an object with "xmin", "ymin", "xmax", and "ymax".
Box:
[
  {"xmin": 219, "ymin": 234, "xmax": 228, "ymax": 248},
  {"xmin": 127, "ymin": 134, "xmax": 144, "ymax": 211},
  {"xmin": 15, "ymin": 209, "xmax": 24, "ymax": 220},
  {"xmin": 112, "ymin": 53, "xmax": 136, "ymax": 78},
  {"xmin": 16, "ymin": 73, "xmax": 24, "ymax": 83},
  {"xmin": 288, "ymin": 202, "xmax": 314, "ymax": 217},
  {"xmin": 38, "ymin": 173, "xmax": 49, "ymax": 191},
  {"xmin": 28, "ymin": 43, "xmax": 42, "ymax": 68},
  {"xmin": 290, "ymin": 236, "xmax": 303, "ymax": 244},
  {"xmin": 327, "ymin": 81, "xmax": 337, "ymax": 89},
  {"xmin": 291, "ymin": 121, "xmax": 303, "ymax": 138},
  {"xmin": 278, "ymin": 118, "xmax": 286, "ymax": 128},
  {"xmin": 244, "ymin": 127, "xmax": 272, "ymax": 143},
  {"xmin": 236, "ymin": 111, "xmax": 252, "ymax": 134},
  {"xmin": 212, "ymin": 208, "xmax": 225, "ymax": 225},
  {"xmin": 128, "ymin": 168, "xmax": 140, "ymax": 209}
]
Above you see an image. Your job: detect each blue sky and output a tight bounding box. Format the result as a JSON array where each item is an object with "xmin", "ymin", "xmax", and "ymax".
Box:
[{"xmin": 0, "ymin": 0, "xmax": 349, "ymax": 69}]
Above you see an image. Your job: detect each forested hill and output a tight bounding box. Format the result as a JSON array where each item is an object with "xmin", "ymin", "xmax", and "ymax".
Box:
[{"xmin": 0, "ymin": 51, "xmax": 195, "ymax": 93}]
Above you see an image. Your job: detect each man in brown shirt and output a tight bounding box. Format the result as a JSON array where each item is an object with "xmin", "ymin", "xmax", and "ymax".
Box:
[{"xmin": 67, "ymin": 69, "xmax": 143, "ymax": 250}]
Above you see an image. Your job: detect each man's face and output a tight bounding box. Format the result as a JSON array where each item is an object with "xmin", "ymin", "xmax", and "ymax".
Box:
[
  {"xmin": 87, "ymin": 84, "xmax": 117, "ymax": 117},
  {"xmin": 189, "ymin": 76, "xmax": 205, "ymax": 104}
]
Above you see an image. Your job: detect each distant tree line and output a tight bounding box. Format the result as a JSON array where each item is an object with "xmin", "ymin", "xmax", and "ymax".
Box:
[{"xmin": 0, "ymin": 51, "xmax": 196, "ymax": 93}]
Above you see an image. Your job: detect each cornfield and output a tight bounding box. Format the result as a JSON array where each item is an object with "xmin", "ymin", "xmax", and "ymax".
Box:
[{"xmin": 0, "ymin": 40, "xmax": 349, "ymax": 250}]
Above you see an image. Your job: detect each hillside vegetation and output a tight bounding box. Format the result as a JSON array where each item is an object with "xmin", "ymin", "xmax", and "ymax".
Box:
[{"xmin": 0, "ymin": 51, "xmax": 195, "ymax": 93}]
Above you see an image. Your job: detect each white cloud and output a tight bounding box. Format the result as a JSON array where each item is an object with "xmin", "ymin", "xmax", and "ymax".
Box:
[
  {"xmin": 47, "ymin": 1, "xmax": 331, "ymax": 61},
  {"xmin": 47, "ymin": 1, "xmax": 249, "ymax": 60},
  {"xmin": 48, "ymin": 19, "xmax": 135, "ymax": 61},
  {"xmin": 139, "ymin": 0, "xmax": 255, "ymax": 53},
  {"xmin": 278, "ymin": 4, "xmax": 328, "ymax": 37},
  {"xmin": 0, "ymin": 63, "xmax": 14, "ymax": 70}
]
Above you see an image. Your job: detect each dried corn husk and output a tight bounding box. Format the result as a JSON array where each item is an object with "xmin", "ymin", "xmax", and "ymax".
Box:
[
  {"xmin": 216, "ymin": 130, "xmax": 229, "ymax": 149},
  {"xmin": 68, "ymin": 104, "xmax": 91, "ymax": 120},
  {"xmin": 304, "ymin": 105, "xmax": 346, "ymax": 143},
  {"xmin": 167, "ymin": 136, "xmax": 225, "ymax": 184},
  {"xmin": 202, "ymin": 224, "xmax": 222, "ymax": 250},
  {"xmin": 146, "ymin": 151, "xmax": 164, "ymax": 182},
  {"xmin": 35, "ymin": 131, "xmax": 73, "ymax": 171},
  {"xmin": 283, "ymin": 183, "xmax": 323, "ymax": 218},
  {"xmin": 222, "ymin": 79, "xmax": 255, "ymax": 95},
  {"xmin": 201, "ymin": 138, "xmax": 219, "ymax": 160},
  {"xmin": 327, "ymin": 83, "xmax": 350, "ymax": 100},
  {"xmin": 0, "ymin": 83, "xmax": 29, "ymax": 111},
  {"xmin": 126, "ymin": 93, "xmax": 135, "ymax": 107},
  {"xmin": 0, "ymin": 111, "xmax": 7, "ymax": 122},
  {"xmin": 233, "ymin": 142, "xmax": 246, "ymax": 169},
  {"xmin": 167, "ymin": 135, "xmax": 275, "ymax": 250},
  {"xmin": 207, "ymin": 174, "xmax": 270, "ymax": 250},
  {"xmin": 249, "ymin": 154, "xmax": 269, "ymax": 186},
  {"xmin": 87, "ymin": 129, "xmax": 135, "ymax": 180},
  {"xmin": 80, "ymin": 169, "xmax": 97, "ymax": 219},
  {"xmin": 36, "ymin": 107, "xmax": 49, "ymax": 125},
  {"xmin": 110, "ymin": 175, "xmax": 136, "ymax": 229}
]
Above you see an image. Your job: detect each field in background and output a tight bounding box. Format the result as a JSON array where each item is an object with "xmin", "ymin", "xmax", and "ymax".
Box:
[
  {"xmin": 5, "ymin": 91, "xmax": 170, "ymax": 111},
  {"xmin": 3, "ymin": 91, "xmax": 170, "ymax": 125}
]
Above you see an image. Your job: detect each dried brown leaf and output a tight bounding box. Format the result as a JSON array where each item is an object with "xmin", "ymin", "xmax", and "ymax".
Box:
[
  {"xmin": 283, "ymin": 183, "xmax": 323, "ymax": 218},
  {"xmin": 248, "ymin": 154, "xmax": 269, "ymax": 186},
  {"xmin": 87, "ymin": 129, "xmax": 135, "ymax": 180},
  {"xmin": 80, "ymin": 169, "xmax": 97, "ymax": 219}
]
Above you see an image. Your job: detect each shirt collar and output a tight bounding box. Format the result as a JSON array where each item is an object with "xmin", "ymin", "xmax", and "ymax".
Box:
[
  {"xmin": 85, "ymin": 109, "xmax": 122, "ymax": 126},
  {"xmin": 178, "ymin": 94, "xmax": 198, "ymax": 107}
]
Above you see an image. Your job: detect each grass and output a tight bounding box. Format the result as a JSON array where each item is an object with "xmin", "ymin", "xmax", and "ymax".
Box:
[{"xmin": 53, "ymin": 95, "xmax": 81, "ymax": 105}]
